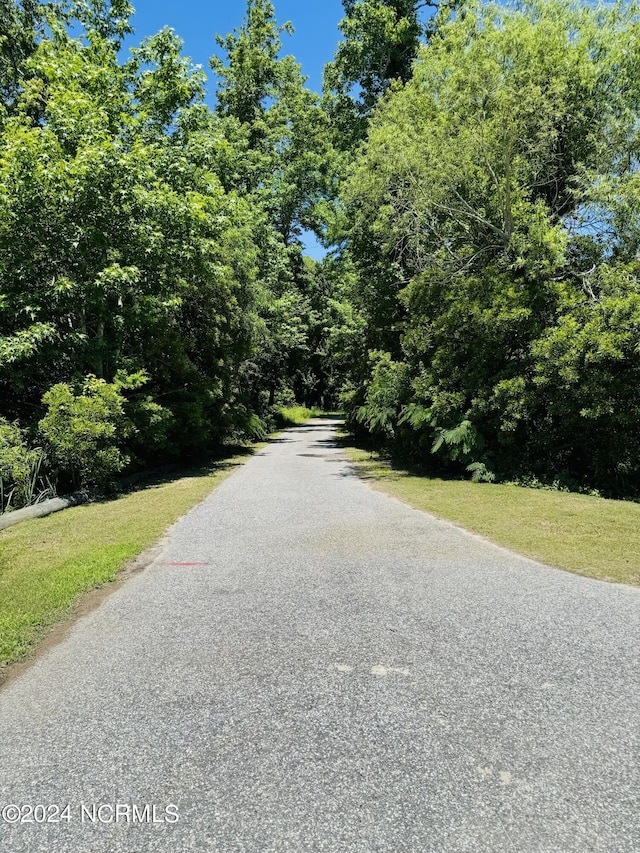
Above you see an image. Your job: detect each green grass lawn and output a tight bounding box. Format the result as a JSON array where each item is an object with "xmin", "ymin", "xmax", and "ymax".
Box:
[
  {"xmin": 345, "ymin": 444, "xmax": 640, "ymax": 587},
  {"xmin": 0, "ymin": 450, "xmax": 255, "ymax": 674}
]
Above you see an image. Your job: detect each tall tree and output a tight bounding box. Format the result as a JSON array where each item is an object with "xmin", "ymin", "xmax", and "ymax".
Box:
[
  {"xmin": 341, "ymin": 0, "xmax": 640, "ymax": 493},
  {"xmin": 0, "ymin": 7, "xmax": 259, "ymax": 454},
  {"xmin": 323, "ymin": 0, "xmax": 440, "ymax": 144},
  {"xmin": 211, "ymin": 0, "xmax": 333, "ymax": 243},
  {"xmin": 211, "ymin": 0, "xmax": 292, "ymax": 136},
  {"xmin": 210, "ymin": 0, "xmax": 339, "ymax": 410},
  {"xmin": 0, "ymin": 0, "xmax": 41, "ymax": 109}
]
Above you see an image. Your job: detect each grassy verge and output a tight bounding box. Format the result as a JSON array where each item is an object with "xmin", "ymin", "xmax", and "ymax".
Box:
[
  {"xmin": 273, "ymin": 406, "xmax": 327, "ymax": 427},
  {"xmin": 345, "ymin": 443, "xmax": 640, "ymax": 587},
  {"xmin": 0, "ymin": 448, "xmax": 257, "ymax": 674}
]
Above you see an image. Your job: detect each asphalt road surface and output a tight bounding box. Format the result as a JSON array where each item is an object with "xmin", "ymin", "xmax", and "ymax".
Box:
[{"xmin": 1, "ymin": 419, "xmax": 639, "ymax": 852}]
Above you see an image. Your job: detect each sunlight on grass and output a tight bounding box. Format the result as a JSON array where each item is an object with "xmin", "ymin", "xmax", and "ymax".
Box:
[
  {"xmin": 345, "ymin": 446, "xmax": 640, "ymax": 587},
  {"xmin": 274, "ymin": 406, "xmax": 326, "ymax": 426},
  {"xmin": 0, "ymin": 452, "xmax": 252, "ymax": 670}
]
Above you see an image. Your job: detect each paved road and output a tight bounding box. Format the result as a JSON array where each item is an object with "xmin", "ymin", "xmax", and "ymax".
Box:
[{"xmin": 0, "ymin": 419, "xmax": 639, "ymax": 852}]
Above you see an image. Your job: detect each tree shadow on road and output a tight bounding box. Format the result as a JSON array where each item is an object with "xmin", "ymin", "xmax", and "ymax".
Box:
[{"xmin": 105, "ymin": 443, "xmax": 261, "ymax": 503}]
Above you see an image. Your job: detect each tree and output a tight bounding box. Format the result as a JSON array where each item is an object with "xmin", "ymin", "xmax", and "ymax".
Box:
[
  {"xmin": 211, "ymin": 0, "xmax": 292, "ymax": 134},
  {"xmin": 0, "ymin": 6, "xmax": 260, "ymax": 456},
  {"xmin": 211, "ymin": 0, "xmax": 334, "ymax": 243},
  {"xmin": 0, "ymin": 0, "xmax": 41, "ymax": 110},
  {"xmin": 323, "ymin": 0, "xmax": 442, "ymax": 145},
  {"xmin": 67, "ymin": 0, "xmax": 133, "ymax": 46},
  {"xmin": 210, "ymin": 0, "xmax": 341, "ymax": 413},
  {"xmin": 341, "ymin": 0, "xmax": 640, "ymax": 493}
]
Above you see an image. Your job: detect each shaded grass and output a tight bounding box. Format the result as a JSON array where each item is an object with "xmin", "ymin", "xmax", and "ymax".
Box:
[
  {"xmin": 344, "ymin": 442, "xmax": 640, "ymax": 587},
  {"xmin": 0, "ymin": 448, "xmax": 256, "ymax": 673}
]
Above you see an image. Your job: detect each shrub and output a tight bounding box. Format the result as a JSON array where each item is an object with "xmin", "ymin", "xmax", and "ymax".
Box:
[
  {"xmin": 0, "ymin": 418, "xmax": 54, "ymax": 512},
  {"xmin": 38, "ymin": 375, "xmax": 134, "ymax": 489}
]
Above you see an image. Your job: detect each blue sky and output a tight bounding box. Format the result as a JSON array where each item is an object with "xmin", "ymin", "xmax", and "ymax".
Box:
[{"xmin": 124, "ymin": 1, "xmax": 346, "ymax": 96}]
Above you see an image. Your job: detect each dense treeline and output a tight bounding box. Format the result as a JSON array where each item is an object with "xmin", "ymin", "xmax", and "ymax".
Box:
[
  {"xmin": 0, "ymin": 0, "xmax": 351, "ymax": 507},
  {"xmin": 1, "ymin": 0, "xmax": 640, "ymax": 510},
  {"xmin": 340, "ymin": 0, "xmax": 640, "ymax": 496}
]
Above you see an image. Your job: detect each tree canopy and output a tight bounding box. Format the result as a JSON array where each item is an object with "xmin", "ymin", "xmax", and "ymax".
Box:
[
  {"xmin": 342, "ymin": 0, "xmax": 640, "ymax": 493},
  {"xmin": 1, "ymin": 0, "xmax": 640, "ymax": 508}
]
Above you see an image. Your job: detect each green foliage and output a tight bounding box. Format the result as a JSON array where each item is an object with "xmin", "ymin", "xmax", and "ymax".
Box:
[
  {"xmin": 324, "ymin": 0, "xmax": 428, "ymax": 143},
  {"xmin": 431, "ymin": 420, "xmax": 477, "ymax": 460},
  {"xmin": 273, "ymin": 405, "xmax": 325, "ymax": 428},
  {"xmin": 0, "ymin": 0, "xmax": 347, "ymax": 494},
  {"xmin": 356, "ymin": 351, "xmax": 408, "ymax": 437},
  {"xmin": 3, "ymin": 0, "xmax": 638, "ymax": 500},
  {"xmin": 129, "ymin": 26, "xmax": 206, "ymax": 129},
  {"xmin": 526, "ymin": 263, "xmax": 640, "ymax": 489},
  {"xmin": 38, "ymin": 375, "xmax": 134, "ymax": 488},
  {"xmin": 68, "ymin": 0, "xmax": 134, "ymax": 45},
  {"xmin": 211, "ymin": 0, "xmax": 334, "ymax": 242},
  {"xmin": 0, "ymin": 2, "xmax": 273, "ymax": 461},
  {"xmin": 340, "ymin": 0, "xmax": 640, "ymax": 494},
  {"xmin": 465, "ymin": 461, "xmax": 495, "ymax": 485},
  {"xmin": 0, "ymin": 417, "xmax": 53, "ymax": 512},
  {"xmin": 208, "ymin": 1, "xmax": 346, "ymax": 418},
  {"xmin": 0, "ymin": 0, "xmax": 41, "ymax": 109},
  {"xmin": 211, "ymin": 0, "xmax": 294, "ymax": 130}
]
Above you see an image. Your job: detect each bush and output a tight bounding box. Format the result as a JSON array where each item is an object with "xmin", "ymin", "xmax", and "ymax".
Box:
[
  {"xmin": 355, "ymin": 351, "xmax": 409, "ymax": 438},
  {"xmin": 0, "ymin": 418, "xmax": 54, "ymax": 512},
  {"xmin": 38, "ymin": 375, "xmax": 135, "ymax": 489}
]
